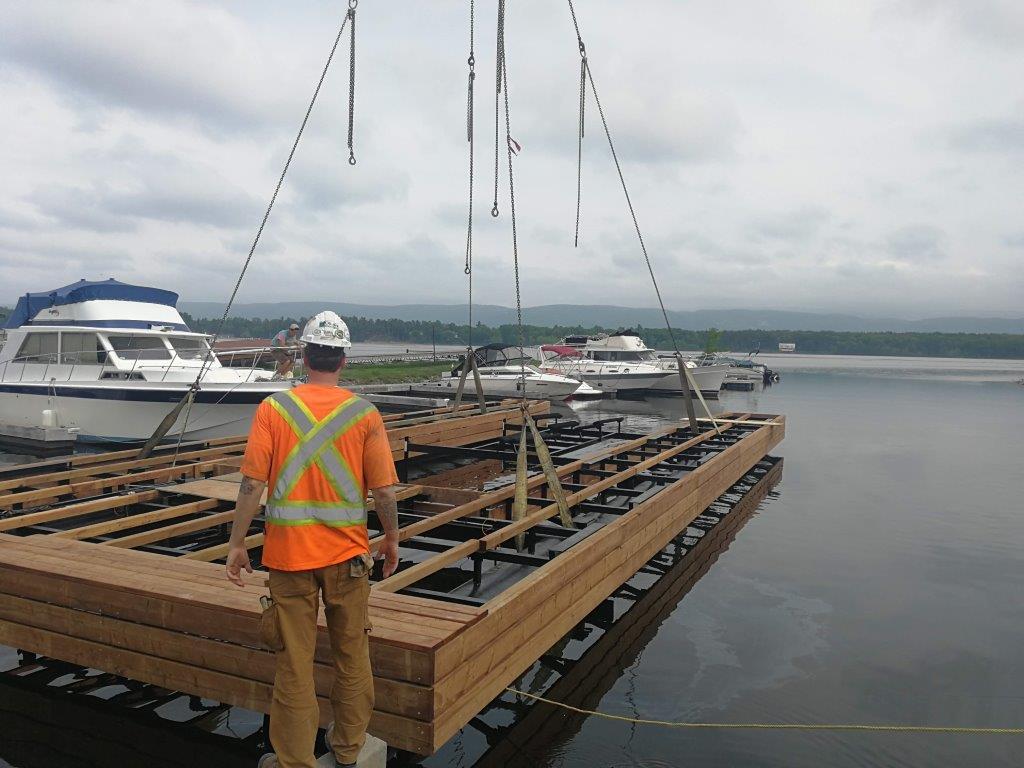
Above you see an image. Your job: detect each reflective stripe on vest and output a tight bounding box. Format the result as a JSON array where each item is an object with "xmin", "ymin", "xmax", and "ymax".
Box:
[{"xmin": 264, "ymin": 390, "xmax": 376, "ymax": 527}]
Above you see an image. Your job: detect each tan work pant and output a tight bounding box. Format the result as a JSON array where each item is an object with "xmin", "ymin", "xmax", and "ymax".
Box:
[{"xmin": 268, "ymin": 559, "xmax": 374, "ymax": 768}]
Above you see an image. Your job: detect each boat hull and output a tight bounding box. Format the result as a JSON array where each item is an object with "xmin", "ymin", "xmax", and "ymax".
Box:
[
  {"xmin": 563, "ymin": 371, "xmax": 673, "ymax": 393},
  {"xmin": 0, "ymin": 381, "xmax": 289, "ymax": 442},
  {"xmin": 649, "ymin": 365, "xmax": 727, "ymax": 397}
]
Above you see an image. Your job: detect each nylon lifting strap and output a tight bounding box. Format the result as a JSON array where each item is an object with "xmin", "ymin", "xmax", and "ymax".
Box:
[
  {"xmin": 452, "ymin": 348, "xmax": 488, "ymax": 414},
  {"xmin": 510, "ymin": 408, "xmax": 575, "ymax": 552},
  {"xmin": 264, "ymin": 390, "xmax": 375, "ymax": 526}
]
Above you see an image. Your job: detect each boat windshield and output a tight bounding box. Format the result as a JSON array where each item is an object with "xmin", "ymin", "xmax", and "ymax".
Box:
[
  {"xmin": 590, "ymin": 350, "xmax": 656, "ymax": 362},
  {"xmin": 169, "ymin": 336, "xmax": 212, "ymax": 361},
  {"xmin": 107, "ymin": 335, "xmax": 172, "ymax": 361}
]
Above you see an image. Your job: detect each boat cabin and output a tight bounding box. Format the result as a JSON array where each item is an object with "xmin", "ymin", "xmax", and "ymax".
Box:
[{"xmin": 0, "ymin": 279, "xmax": 219, "ymax": 383}]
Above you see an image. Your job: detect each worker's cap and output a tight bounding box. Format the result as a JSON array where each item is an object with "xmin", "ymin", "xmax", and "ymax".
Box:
[{"xmin": 289, "ymin": 323, "xmax": 300, "ymax": 330}]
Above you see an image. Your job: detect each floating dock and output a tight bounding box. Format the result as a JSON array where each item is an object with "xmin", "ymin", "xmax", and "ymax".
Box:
[
  {"xmin": 0, "ymin": 404, "xmax": 784, "ymax": 756},
  {"xmin": 0, "ymin": 423, "xmax": 78, "ymax": 455}
]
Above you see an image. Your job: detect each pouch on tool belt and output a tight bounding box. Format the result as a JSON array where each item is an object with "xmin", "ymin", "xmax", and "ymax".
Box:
[
  {"xmin": 349, "ymin": 552, "xmax": 374, "ymax": 578},
  {"xmin": 259, "ymin": 595, "xmax": 285, "ymax": 652}
]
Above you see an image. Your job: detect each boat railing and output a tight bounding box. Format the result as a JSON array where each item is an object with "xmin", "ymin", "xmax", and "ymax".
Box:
[{"xmin": 0, "ymin": 347, "xmax": 277, "ymax": 385}]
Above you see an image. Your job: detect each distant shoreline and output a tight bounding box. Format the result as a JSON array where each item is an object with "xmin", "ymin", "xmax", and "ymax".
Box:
[{"xmin": 184, "ymin": 314, "xmax": 1024, "ymax": 361}]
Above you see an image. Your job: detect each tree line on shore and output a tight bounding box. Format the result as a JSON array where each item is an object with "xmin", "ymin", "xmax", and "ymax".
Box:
[
  {"xmin": 4, "ymin": 302, "xmax": 1020, "ymax": 357},
  {"xmin": 178, "ymin": 313, "xmax": 1024, "ymax": 359}
]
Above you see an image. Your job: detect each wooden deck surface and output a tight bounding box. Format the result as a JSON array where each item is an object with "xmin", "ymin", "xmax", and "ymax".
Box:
[{"xmin": 0, "ymin": 408, "xmax": 785, "ymax": 755}]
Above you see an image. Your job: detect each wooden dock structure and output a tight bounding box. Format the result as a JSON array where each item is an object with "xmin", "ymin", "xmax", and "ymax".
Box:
[{"xmin": 0, "ymin": 405, "xmax": 784, "ymax": 756}]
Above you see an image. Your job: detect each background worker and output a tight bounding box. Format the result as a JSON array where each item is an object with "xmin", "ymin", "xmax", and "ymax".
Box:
[
  {"xmin": 271, "ymin": 322, "xmax": 302, "ymax": 378},
  {"xmin": 225, "ymin": 311, "xmax": 401, "ymax": 768}
]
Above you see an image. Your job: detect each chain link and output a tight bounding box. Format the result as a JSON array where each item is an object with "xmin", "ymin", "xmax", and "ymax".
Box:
[
  {"xmin": 347, "ymin": 3, "xmax": 358, "ymax": 165},
  {"xmin": 570, "ymin": 0, "xmax": 587, "ymax": 247},
  {"xmin": 492, "ymin": 0, "xmax": 506, "ymax": 217},
  {"xmin": 465, "ymin": 0, "xmax": 476, "ymax": 343}
]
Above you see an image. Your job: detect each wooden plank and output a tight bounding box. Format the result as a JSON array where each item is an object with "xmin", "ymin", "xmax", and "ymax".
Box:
[
  {"xmin": 0, "ymin": 443, "xmax": 246, "ymax": 492},
  {"xmin": 0, "ymin": 593, "xmax": 435, "ymax": 721},
  {"xmin": 374, "ymin": 540, "xmax": 479, "ymax": 593},
  {"xmin": 103, "ymin": 509, "xmax": 237, "ymax": 548},
  {"xmin": 0, "ymin": 490, "xmax": 161, "ymax": 532},
  {"xmin": 0, "ymin": 434, "xmax": 247, "ymax": 479},
  {"xmin": 0, "ymin": 458, "xmax": 239, "ymax": 510},
  {"xmin": 51, "ymin": 498, "xmax": 220, "ymax": 540},
  {"xmin": 0, "ymin": 620, "xmax": 433, "ymax": 754},
  {"xmin": 171, "ymin": 477, "xmax": 266, "ymax": 503},
  {"xmin": 0, "ymin": 542, "xmax": 439, "ymax": 683}
]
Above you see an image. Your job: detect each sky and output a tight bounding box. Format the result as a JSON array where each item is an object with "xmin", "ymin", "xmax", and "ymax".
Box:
[{"xmin": 0, "ymin": 0, "xmax": 1021, "ymax": 318}]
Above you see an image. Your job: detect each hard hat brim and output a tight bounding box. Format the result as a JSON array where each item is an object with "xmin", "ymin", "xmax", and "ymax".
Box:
[{"xmin": 300, "ymin": 338, "xmax": 352, "ymax": 350}]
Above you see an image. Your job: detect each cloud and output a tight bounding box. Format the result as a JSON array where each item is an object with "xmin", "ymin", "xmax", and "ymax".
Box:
[
  {"xmin": 948, "ymin": 110, "xmax": 1024, "ymax": 154},
  {"xmin": 0, "ymin": 0, "xmax": 293, "ymax": 132},
  {"xmin": 749, "ymin": 207, "xmax": 831, "ymax": 243},
  {"xmin": 27, "ymin": 174, "xmax": 261, "ymax": 233},
  {"xmin": 28, "ymin": 184, "xmax": 138, "ymax": 234},
  {"xmin": 1, "ymin": 0, "xmax": 1022, "ymax": 316},
  {"xmin": 886, "ymin": 225, "xmax": 947, "ymax": 262},
  {"xmin": 889, "ymin": 0, "xmax": 1024, "ymax": 49}
]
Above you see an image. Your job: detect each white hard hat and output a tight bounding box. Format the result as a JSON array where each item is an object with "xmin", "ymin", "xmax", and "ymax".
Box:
[{"xmin": 300, "ymin": 311, "xmax": 352, "ymax": 349}]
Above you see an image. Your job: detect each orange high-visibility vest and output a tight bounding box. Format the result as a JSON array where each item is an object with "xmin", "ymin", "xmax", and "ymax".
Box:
[{"xmin": 243, "ymin": 387, "xmax": 395, "ymax": 571}]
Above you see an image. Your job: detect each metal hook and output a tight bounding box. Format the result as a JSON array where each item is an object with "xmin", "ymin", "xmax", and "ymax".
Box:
[
  {"xmin": 348, "ymin": 0, "xmax": 358, "ymax": 8},
  {"xmin": 348, "ymin": 152, "xmax": 357, "ymax": 166},
  {"xmin": 491, "ymin": 204, "xmax": 499, "ymax": 217}
]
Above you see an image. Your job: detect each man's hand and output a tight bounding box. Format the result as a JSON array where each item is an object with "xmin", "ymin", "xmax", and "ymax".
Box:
[
  {"xmin": 381, "ymin": 535, "xmax": 400, "ymax": 579},
  {"xmin": 226, "ymin": 544, "xmax": 253, "ymax": 587},
  {"xmin": 371, "ymin": 484, "xmax": 401, "ymax": 578}
]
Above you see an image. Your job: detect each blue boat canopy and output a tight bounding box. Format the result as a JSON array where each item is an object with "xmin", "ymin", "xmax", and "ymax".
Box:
[{"xmin": 3, "ymin": 279, "xmax": 180, "ymax": 329}]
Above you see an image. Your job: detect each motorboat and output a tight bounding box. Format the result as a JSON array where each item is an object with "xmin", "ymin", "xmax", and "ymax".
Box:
[
  {"xmin": 539, "ymin": 339, "xmax": 673, "ymax": 394},
  {"xmin": 695, "ymin": 352, "xmax": 777, "ymax": 390},
  {"xmin": 0, "ymin": 279, "xmax": 292, "ymax": 442},
  {"xmin": 543, "ymin": 331, "xmax": 726, "ymax": 396},
  {"xmin": 412, "ymin": 344, "xmax": 590, "ymax": 401}
]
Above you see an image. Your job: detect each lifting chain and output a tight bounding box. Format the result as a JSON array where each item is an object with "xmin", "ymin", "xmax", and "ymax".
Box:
[
  {"xmin": 487, "ymin": 0, "xmax": 503, "ymax": 219},
  {"xmin": 346, "ymin": 0, "xmax": 358, "ymax": 165},
  {"xmin": 570, "ymin": 4, "xmax": 587, "ymax": 247},
  {"xmin": 465, "ymin": 0, "xmax": 476, "ymax": 287}
]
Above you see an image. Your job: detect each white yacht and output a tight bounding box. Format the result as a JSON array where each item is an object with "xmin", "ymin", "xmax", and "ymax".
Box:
[
  {"xmin": 413, "ymin": 344, "xmax": 592, "ymax": 401},
  {"xmin": 0, "ymin": 279, "xmax": 291, "ymax": 442},
  {"xmin": 539, "ymin": 336, "xmax": 673, "ymax": 394},
  {"xmin": 542, "ymin": 331, "xmax": 727, "ymax": 396}
]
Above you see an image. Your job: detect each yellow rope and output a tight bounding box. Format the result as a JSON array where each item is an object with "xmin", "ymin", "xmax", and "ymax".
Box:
[{"xmin": 505, "ymin": 688, "xmax": 1024, "ymax": 735}]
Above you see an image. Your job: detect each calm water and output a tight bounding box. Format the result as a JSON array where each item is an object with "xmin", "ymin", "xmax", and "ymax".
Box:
[{"xmin": 1, "ymin": 355, "xmax": 1023, "ymax": 767}]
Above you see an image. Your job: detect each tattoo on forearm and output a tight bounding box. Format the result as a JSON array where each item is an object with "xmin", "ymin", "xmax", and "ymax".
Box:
[{"xmin": 239, "ymin": 477, "xmax": 259, "ymax": 497}]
